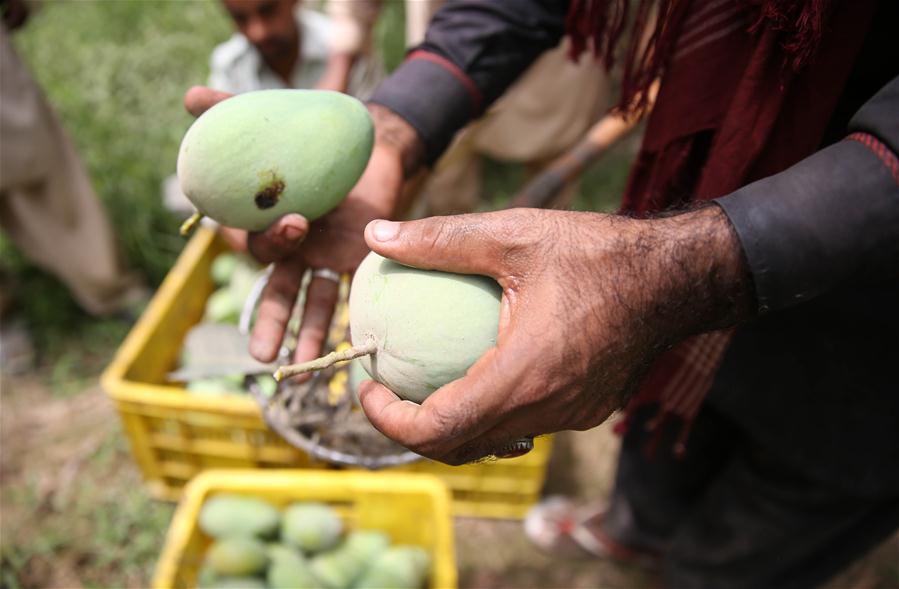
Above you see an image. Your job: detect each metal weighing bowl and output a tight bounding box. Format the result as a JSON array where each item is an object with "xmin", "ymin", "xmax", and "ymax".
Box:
[{"xmin": 241, "ymin": 268, "xmax": 422, "ymax": 469}]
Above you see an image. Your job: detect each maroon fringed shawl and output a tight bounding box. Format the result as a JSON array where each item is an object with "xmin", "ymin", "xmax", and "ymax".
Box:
[{"xmin": 565, "ymin": 0, "xmax": 877, "ymax": 455}]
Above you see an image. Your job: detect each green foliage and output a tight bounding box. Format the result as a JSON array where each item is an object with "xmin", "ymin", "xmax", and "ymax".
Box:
[
  {"xmin": 3, "ymin": 0, "xmax": 232, "ymax": 362},
  {"xmin": 374, "ymin": 0, "xmax": 408, "ymax": 72},
  {"xmin": 12, "ymin": 0, "xmax": 231, "ymax": 283}
]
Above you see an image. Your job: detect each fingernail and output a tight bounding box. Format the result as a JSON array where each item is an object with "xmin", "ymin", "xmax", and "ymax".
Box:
[
  {"xmin": 281, "ymin": 224, "xmax": 303, "ymax": 242},
  {"xmin": 249, "ymin": 339, "xmax": 272, "ymax": 361},
  {"xmin": 372, "ymin": 220, "xmax": 399, "ymax": 242}
]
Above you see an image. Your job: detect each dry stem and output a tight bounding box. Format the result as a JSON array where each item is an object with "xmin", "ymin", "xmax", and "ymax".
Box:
[
  {"xmin": 274, "ymin": 338, "xmax": 377, "ymax": 381},
  {"xmin": 179, "ymin": 211, "xmax": 203, "ymax": 236}
]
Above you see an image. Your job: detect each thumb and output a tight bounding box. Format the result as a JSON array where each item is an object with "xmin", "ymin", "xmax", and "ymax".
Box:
[
  {"xmin": 184, "ymin": 86, "xmax": 233, "ymax": 118},
  {"xmin": 363, "ymin": 213, "xmax": 509, "ymax": 277}
]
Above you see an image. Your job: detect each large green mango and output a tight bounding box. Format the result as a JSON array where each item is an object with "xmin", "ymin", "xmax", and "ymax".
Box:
[
  {"xmin": 177, "ymin": 89, "xmax": 373, "ymax": 231},
  {"xmin": 349, "ymin": 252, "xmax": 502, "ymax": 403},
  {"xmin": 198, "ymin": 494, "xmax": 280, "ymax": 539}
]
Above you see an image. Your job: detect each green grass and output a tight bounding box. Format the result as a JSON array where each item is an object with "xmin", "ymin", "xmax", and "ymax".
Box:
[{"xmin": 1, "ymin": 427, "xmax": 175, "ymax": 589}]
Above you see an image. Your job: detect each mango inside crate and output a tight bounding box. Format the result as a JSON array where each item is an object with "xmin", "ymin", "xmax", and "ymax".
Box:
[
  {"xmin": 101, "ymin": 227, "xmax": 552, "ymax": 518},
  {"xmin": 153, "ymin": 470, "xmax": 457, "ymax": 589}
]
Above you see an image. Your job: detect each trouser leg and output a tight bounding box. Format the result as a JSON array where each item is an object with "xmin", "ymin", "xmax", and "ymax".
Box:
[
  {"xmin": 662, "ymin": 442, "xmax": 899, "ymax": 589},
  {"xmin": 602, "ymin": 403, "xmax": 740, "ymax": 554},
  {"xmin": 0, "ymin": 145, "xmax": 140, "ymax": 317},
  {"xmin": 0, "ymin": 32, "xmax": 140, "ymax": 317}
]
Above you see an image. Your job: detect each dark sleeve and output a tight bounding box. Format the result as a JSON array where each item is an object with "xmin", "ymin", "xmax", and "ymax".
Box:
[
  {"xmin": 715, "ymin": 76, "xmax": 899, "ymax": 314},
  {"xmin": 369, "ymin": 0, "xmax": 568, "ymax": 164}
]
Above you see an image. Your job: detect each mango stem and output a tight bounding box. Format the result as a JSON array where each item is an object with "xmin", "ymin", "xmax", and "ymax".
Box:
[
  {"xmin": 179, "ymin": 211, "xmax": 203, "ymax": 236},
  {"xmin": 274, "ymin": 338, "xmax": 377, "ymax": 381}
]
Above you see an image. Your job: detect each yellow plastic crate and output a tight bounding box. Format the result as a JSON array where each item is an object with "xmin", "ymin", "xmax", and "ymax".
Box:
[
  {"xmin": 101, "ymin": 226, "xmax": 552, "ymax": 517},
  {"xmin": 153, "ymin": 469, "xmax": 457, "ymax": 589}
]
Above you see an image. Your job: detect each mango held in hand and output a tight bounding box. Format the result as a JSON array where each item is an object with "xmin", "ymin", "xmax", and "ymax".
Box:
[
  {"xmin": 177, "ymin": 89, "xmax": 373, "ymax": 232},
  {"xmin": 275, "ymin": 252, "xmax": 502, "ymax": 403}
]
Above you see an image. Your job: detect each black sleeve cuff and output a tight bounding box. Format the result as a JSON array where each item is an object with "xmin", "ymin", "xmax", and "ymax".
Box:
[
  {"xmin": 369, "ymin": 55, "xmax": 478, "ymax": 165},
  {"xmin": 716, "ymin": 138, "xmax": 899, "ymax": 314}
]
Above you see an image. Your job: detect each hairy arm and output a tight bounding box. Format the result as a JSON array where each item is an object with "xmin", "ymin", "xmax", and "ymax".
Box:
[{"xmin": 355, "ymin": 205, "xmax": 750, "ymax": 464}]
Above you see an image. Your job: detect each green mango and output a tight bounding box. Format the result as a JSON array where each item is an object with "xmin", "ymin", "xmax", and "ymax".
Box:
[
  {"xmin": 266, "ymin": 544, "xmax": 319, "ymax": 589},
  {"xmin": 205, "ymin": 537, "xmax": 269, "ymax": 577},
  {"xmin": 349, "ymin": 252, "xmax": 501, "ymax": 403},
  {"xmin": 204, "ymin": 287, "xmax": 241, "ymax": 324},
  {"xmin": 178, "ymin": 89, "xmax": 373, "ymax": 231},
  {"xmin": 308, "ymin": 548, "xmax": 353, "ymax": 589},
  {"xmin": 306, "ymin": 530, "xmax": 389, "ymax": 589},
  {"xmin": 253, "ymin": 374, "xmax": 278, "ymax": 398},
  {"xmin": 207, "ymin": 577, "xmax": 267, "ymax": 589},
  {"xmin": 185, "ymin": 376, "xmax": 246, "ymax": 397},
  {"xmin": 355, "ymin": 546, "xmax": 431, "ymax": 589},
  {"xmin": 341, "ymin": 530, "xmax": 390, "ymax": 563},
  {"xmin": 281, "ymin": 502, "xmax": 343, "ymax": 554},
  {"xmin": 197, "ymin": 567, "xmax": 267, "ymax": 589},
  {"xmin": 199, "ymin": 495, "xmax": 280, "ymax": 539},
  {"xmin": 227, "ymin": 262, "xmax": 260, "ymax": 310},
  {"xmin": 210, "ymin": 252, "xmax": 239, "ymax": 286},
  {"xmin": 196, "ymin": 565, "xmax": 219, "ymax": 588},
  {"xmin": 347, "ymin": 359, "xmax": 368, "ymax": 407}
]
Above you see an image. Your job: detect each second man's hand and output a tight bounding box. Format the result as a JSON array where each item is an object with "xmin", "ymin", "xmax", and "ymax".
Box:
[{"xmin": 357, "ymin": 206, "xmax": 752, "ymax": 465}]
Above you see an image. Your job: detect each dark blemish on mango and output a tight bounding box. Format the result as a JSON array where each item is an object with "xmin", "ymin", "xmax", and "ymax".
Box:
[{"xmin": 255, "ymin": 172, "xmax": 285, "ymax": 209}]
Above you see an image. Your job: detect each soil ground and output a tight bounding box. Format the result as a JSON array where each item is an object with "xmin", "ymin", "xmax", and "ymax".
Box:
[{"xmin": 1, "ymin": 372, "xmax": 896, "ymax": 588}]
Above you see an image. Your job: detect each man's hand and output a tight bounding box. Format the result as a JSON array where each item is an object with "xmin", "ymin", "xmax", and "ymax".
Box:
[
  {"xmin": 357, "ymin": 206, "xmax": 751, "ymax": 464},
  {"xmin": 2, "ymin": 0, "xmax": 30, "ymax": 31},
  {"xmin": 316, "ymin": 53, "xmax": 355, "ymax": 93},
  {"xmin": 182, "ymin": 87, "xmax": 420, "ymax": 369}
]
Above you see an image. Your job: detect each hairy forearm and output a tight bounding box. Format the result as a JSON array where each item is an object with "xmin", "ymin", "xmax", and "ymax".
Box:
[
  {"xmin": 641, "ymin": 205, "xmax": 754, "ymax": 338},
  {"xmin": 573, "ymin": 206, "xmax": 754, "ymax": 358}
]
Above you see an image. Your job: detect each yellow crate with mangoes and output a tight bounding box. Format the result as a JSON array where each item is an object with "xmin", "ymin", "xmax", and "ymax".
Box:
[
  {"xmin": 101, "ymin": 226, "xmax": 552, "ymax": 518},
  {"xmin": 153, "ymin": 469, "xmax": 457, "ymax": 589}
]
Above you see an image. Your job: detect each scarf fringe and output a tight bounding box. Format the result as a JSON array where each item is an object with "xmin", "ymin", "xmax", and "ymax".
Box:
[{"xmin": 566, "ymin": 0, "xmax": 831, "ymax": 117}]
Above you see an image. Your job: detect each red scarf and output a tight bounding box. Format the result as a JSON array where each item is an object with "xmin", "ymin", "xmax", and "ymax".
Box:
[{"xmin": 566, "ymin": 0, "xmax": 877, "ymax": 455}]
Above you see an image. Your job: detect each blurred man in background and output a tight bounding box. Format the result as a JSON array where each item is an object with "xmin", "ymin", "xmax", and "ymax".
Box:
[
  {"xmin": 0, "ymin": 1, "xmax": 144, "ymax": 372},
  {"xmin": 208, "ymin": 0, "xmax": 381, "ymax": 96},
  {"xmin": 166, "ymin": 0, "xmax": 382, "ymax": 250}
]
